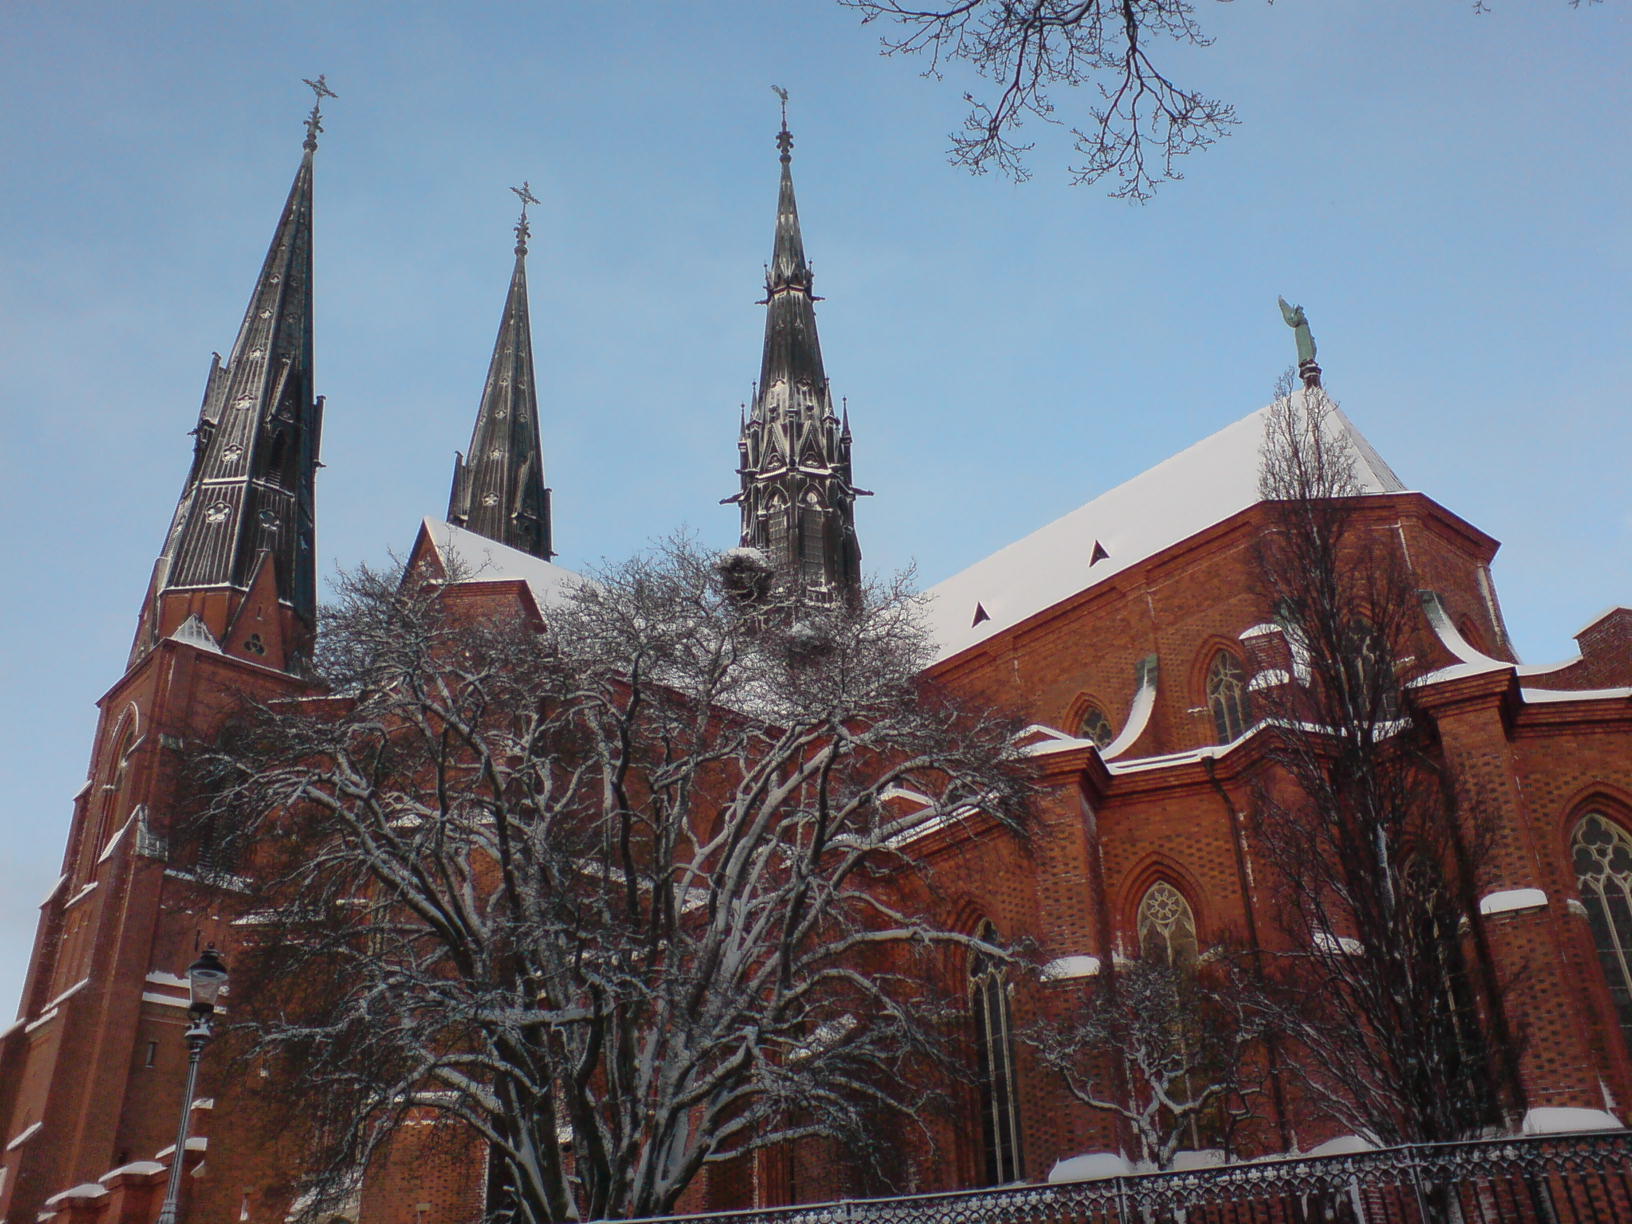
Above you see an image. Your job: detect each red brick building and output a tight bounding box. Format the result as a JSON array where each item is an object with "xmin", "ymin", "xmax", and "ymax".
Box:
[{"xmin": 3, "ymin": 101, "xmax": 1630, "ymax": 1224}]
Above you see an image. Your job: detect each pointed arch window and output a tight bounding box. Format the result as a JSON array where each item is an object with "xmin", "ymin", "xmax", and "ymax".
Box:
[
  {"xmin": 799, "ymin": 491, "xmax": 826, "ymax": 590},
  {"xmin": 764, "ymin": 494, "xmax": 791, "ymax": 572},
  {"xmin": 970, "ymin": 923, "xmax": 1023, "ymax": 1185},
  {"xmin": 1573, "ymin": 813, "xmax": 1632, "ymax": 1050},
  {"xmin": 1137, "ymin": 882, "xmax": 1198, "ymax": 967},
  {"xmin": 1205, "ymin": 650, "xmax": 1253, "ymax": 744}
]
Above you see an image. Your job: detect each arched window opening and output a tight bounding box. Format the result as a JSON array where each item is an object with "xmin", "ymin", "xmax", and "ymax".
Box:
[
  {"xmin": 1078, "ymin": 704, "xmax": 1114, "ymax": 748},
  {"xmin": 764, "ymin": 495, "xmax": 790, "ymax": 572},
  {"xmin": 1205, "ymin": 651, "xmax": 1253, "ymax": 744},
  {"xmin": 1573, "ymin": 813, "xmax": 1632, "ymax": 1052},
  {"xmin": 970, "ymin": 923, "xmax": 1023, "ymax": 1185},
  {"xmin": 94, "ymin": 722, "xmax": 137, "ymax": 855},
  {"xmin": 799, "ymin": 493, "xmax": 825, "ymax": 590},
  {"xmin": 1137, "ymin": 882, "xmax": 1198, "ymax": 967}
]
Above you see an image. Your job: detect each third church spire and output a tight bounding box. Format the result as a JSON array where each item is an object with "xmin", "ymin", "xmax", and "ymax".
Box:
[
  {"xmin": 448, "ymin": 184, "xmax": 554, "ymax": 560},
  {"xmin": 729, "ymin": 95, "xmax": 864, "ymax": 605}
]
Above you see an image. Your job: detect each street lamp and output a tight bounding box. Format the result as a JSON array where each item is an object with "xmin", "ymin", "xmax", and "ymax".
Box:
[{"xmin": 155, "ymin": 946, "xmax": 229, "ymax": 1224}]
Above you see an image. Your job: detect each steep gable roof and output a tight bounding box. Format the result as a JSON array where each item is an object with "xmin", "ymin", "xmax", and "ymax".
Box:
[
  {"xmin": 922, "ymin": 400, "xmax": 1405, "ymax": 662},
  {"xmin": 417, "ymin": 518, "xmax": 582, "ymax": 613}
]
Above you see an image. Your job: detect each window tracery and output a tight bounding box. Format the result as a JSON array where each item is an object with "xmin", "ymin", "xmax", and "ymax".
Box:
[
  {"xmin": 1137, "ymin": 881, "xmax": 1198, "ymax": 966},
  {"xmin": 1573, "ymin": 812, "xmax": 1632, "ymax": 1051},
  {"xmin": 1205, "ymin": 651, "xmax": 1252, "ymax": 743},
  {"xmin": 970, "ymin": 922, "xmax": 1023, "ymax": 1184}
]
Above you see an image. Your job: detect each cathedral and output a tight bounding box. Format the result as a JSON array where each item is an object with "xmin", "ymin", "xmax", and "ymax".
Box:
[{"xmin": 3, "ymin": 87, "xmax": 1631, "ymax": 1224}]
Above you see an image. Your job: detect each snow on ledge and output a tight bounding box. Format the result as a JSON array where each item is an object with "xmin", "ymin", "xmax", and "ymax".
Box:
[
  {"xmin": 1480, "ymin": 889, "xmax": 1548, "ymax": 916},
  {"xmin": 1521, "ymin": 1107, "xmax": 1622, "ymax": 1135},
  {"xmin": 1521, "ymin": 686, "xmax": 1632, "ymax": 705},
  {"xmin": 1042, "ymin": 955, "xmax": 1101, "ymax": 981},
  {"xmin": 6, "ymin": 1122, "xmax": 43, "ymax": 1151},
  {"xmin": 1249, "ymin": 668, "xmax": 1291, "ymax": 691},
  {"xmin": 100, "ymin": 1162, "xmax": 166, "ymax": 1182},
  {"xmin": 1303, "ymin": 1134, "xmax": 1377, "ymax": 1157},
  {"xmin": 44, "ymin": 1186, "xmax": 108, "ymax": 1206},
  {"xmin": 1048, "ymin": 1152, "xmax": 1131, "ymax": 1183}
]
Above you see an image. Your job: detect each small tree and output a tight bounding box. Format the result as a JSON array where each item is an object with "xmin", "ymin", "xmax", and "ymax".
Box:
[
  {"xmin": 191, "ymin": 541, "xmax": 1032, "ymax": 1224},
  {"xmin": 1030, "ymin": 958, "xmax": 1270, "ymax": 1170},
  {"xmin": 1249, "ymin": 378, "xmax": 1516, "ymax": 1146}
]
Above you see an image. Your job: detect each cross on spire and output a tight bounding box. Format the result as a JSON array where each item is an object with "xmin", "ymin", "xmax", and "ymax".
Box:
[
  {"xmin": 511, "ymin": 180, "xmax": 539, "ymax": 253},
  {"xmin": 772, "ymin": 85, "xmax": 792, "ymax": 161},
  {"xmin": 301, "ymin": 75, "xmax": 337, "ymax": 151}
]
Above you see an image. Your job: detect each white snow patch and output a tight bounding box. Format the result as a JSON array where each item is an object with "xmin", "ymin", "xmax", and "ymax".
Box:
[
  {"xmin": 1480, "ymin": 889, "xmax": 1547, "ymax": 916},
  {"xmin": 154, "ymin": 1138, "xmax": 208, "ymax": 1160},
  {"xmin": 44, "ymin": 980, "xmax": 89, "ymax": 1012},
  {"xmin": 1304, "ymin": 1134, "xmax": 1376, "ymax": 1157},
  {"xmin": 1042, "ymin": 956, "xmax": 1101, "ymax": 981},
  {"xmin": 924, "ymin": 400, "xmax": 1404, "ymax": 661},
  {"xmin": 1101, "ymin": 661, "xmax": 1158, "ymax": 761},
  {"xmin": 44, "ymin": 1186, "xmax": 107, "ymax": 1206},
  {"xmin": 1249, "ymin": 668, "xmax": 1291, "ymax": 691},
  {"xmin": 97, "ymin": 814, "xmax": 135, "ymax": 863},
  {"xmin": 422, "ymin": 519, "xmax": 584, "ymax": 612},
  {"xmin": 100, "ymin": 1162, "xmax": 166, "ymax": 1181},
  {"xmin": 168, "ymin": 614, "xmax": 223, "ymax": 654},
  {"xmin": 5, "ymin": 1123, "xmax": 42, "ymax": 1151},
  {"xmin": 1313, "ymin": 931, "xmax": 1364, "ymax": 956},
  {"xmin": 1521, "ymin": 1107, "xmax": 1622, "ymax": 1135},
  {"xmin": 39, "ymin": 875, "xmax": 67, "ymax": 907},
  {"xmin": 1521, "ymin": 686, "xmax": 1632, "ymax": 704},
  {"xmin": 145, "ymin": 971, "xmax": 189, "ymax": 989},
  {"xmin": 23, "ymin": 1009, "xmax": 58, "ymax": 1035},
  {"xmin": 1239, "ymin": 623, "xmax": 1282, "ymax": 640},
  {"xmin": 1419, "ymin": 591, "xmax": 1581, "ymax": 679},
  {"xmin": 1047, "ymin": 1152, "xmax": 1130, "ymax": 1183},
  {"xmin": 63, "ymin": 882, "xmax": 97, "ymax": 910}
]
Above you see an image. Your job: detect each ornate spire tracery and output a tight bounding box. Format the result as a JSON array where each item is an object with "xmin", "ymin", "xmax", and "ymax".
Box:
[
  {"xmin": 447, "ymin": 186, "xmax": 554, "ymax": 561},
  {"xmin": 134, "ymin": 82, "xmax": 329, "ymax": 667},
  {"xmin": 728, "ymin": 96, "xmax": 865, "ymax": 606}
]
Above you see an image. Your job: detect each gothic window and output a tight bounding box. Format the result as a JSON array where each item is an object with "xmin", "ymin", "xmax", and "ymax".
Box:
[
  {"xmin": 799, "ymin": 499, "xmax": 825, "ymax": 589},
  {"xmin": 1137, "ymin": 882, "xmax": 1198, "ymax": 966},
  {"xmin": 764, "ymin": 494, "xmax": 790, "ymax": 571},
  {"xmin": 1205, "ymin": 650, "xmax": 1253, "ymax": 744},
  {"xmin": 1573, "ymin": 813, "xmax": 1632, "ymax": 1051},
  {"xmin": 970, "ymin": 923, "xmax": 1023, "ymax": 1185},
  {"xmin": 1077, "ymin": 704, "xmax": 1114, "ymax": 748},
  {"xmin": 94, "ymin": 721, "xmax": 137, "ymax": 854}
]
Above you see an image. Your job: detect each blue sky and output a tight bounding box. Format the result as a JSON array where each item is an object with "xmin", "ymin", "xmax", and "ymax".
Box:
[{"xmin": 2, "ymin": 0, "xmax": 1628, "ymax": 1014}]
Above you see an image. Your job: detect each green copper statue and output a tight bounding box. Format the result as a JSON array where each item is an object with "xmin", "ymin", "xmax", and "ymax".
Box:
[{"xmin": 1278, "ymin": 296, "xmax": 1317, "ymax": 365}]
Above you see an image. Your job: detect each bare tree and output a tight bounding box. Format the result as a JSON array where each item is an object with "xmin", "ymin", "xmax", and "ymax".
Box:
[
  {"xmin": 189, "ymin": 541, "xmax": 1032, "ymax": 1224},
  {"xmin": 1249, "ymin": 378, "xmax": 1517, "ymax": 1147},
  {"xmin": 841, "ymin": 1, "xmax": 1598, "ymax": 199},
  {"xmin": 1029, "ymin": 958, "xmax": 1270, "ymax": 1170}
]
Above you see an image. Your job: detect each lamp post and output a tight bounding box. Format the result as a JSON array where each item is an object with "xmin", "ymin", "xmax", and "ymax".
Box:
[{"xmin": 155, "ymin": 946, "xmax": 229, "ymax": 1224}]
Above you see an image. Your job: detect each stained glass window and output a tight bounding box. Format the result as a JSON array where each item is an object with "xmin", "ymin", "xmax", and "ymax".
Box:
[
  {"xmin": 1137, "ymin": 882, "xmax": 1198, "ymax": 966},
  {"xmin": 970, "ymin": 922, "xmax": 1023, "ymax": 1184},
  {"xmin": 1573, "ymin": 813, "xmax": 1632, "ymax": 1051},
  {"xmin": 1206, "ymin": 651, "xmax": 1253, "ymax": 744}
]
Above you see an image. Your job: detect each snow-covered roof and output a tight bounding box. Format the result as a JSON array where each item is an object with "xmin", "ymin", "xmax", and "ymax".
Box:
[
  {"xmin": 420, "ymin": 519, "xmax": 584, "ymax": 612},
  {"xmin": 923, "ymin": 400, "xmax": 1406, "ymax": 662}
]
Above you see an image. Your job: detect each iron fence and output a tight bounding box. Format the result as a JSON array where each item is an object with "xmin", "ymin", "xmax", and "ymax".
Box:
[{"xmin": 647, "ymin": 1131, "xmax": 1632, "ymax": 1224}]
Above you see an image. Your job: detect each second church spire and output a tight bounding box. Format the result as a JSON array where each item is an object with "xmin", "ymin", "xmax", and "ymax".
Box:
[
  {"xmin": 448, "ymin": 184, "xmax": 554, "ymax": 560},
  {"xmin": 730, "ymin": 101, "xmax": 864, "ymax": 606}
]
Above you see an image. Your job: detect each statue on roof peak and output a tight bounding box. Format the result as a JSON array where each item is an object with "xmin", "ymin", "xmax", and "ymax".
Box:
[{"xmin": 1278, "ymin": 296, "xmax": 1317, "ymax": 365}]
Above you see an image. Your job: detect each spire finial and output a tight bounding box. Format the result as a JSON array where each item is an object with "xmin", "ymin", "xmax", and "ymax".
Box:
[
  {"xmin": 302, "ymin": 75, "xmax": 337, "ymax": 151},
  {"xmin": 772, "ymin": 85, "xmax": 792, "ymax": 161},
  {"xmin": 511, "ymin": 181, "xmax": 539, "ymax": 254}
]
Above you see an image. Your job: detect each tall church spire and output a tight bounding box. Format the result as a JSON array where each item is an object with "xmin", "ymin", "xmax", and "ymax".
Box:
[
  {"xmin": 729, "ymin": 96, "xmax": 864, "ymax": 606},
  {"xmin": 447, "ymin": 183, "xmax": 554, "ymax": 560},
  {"xmin": 133, "ymin": 81, "xmax": 331, "ymax": 669}
]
